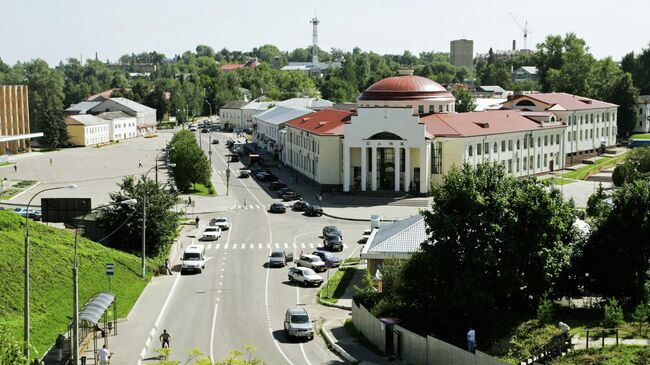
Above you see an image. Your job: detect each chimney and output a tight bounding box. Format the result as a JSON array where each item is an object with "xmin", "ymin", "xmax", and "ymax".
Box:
[
  {"xmin": 512, "ymin": 40, "xmax": 516, "ymax": 51},
  {"xmin": 397, "ymin": 69, "xmax": 414, "ymax": 76}
]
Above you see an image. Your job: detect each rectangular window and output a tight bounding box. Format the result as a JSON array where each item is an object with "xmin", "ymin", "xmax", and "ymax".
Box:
[
  {"xmin": 516, "ymin": 158, "xmax": 520, "ymax": 172},
  {"xmin": 537, "ymin": 154, "xmax": 541, "ymax": 168},
  {"xmin": 590, "ymin": 130, "xmax": 593, "ymax": 138},
  {"xmin": 507, "ymin": 159, "xmax": 512, "ymax": 173},
  {"xmin": 477, "ymin": 143, "xmax": 482, "ymax": 155},
  {"xmin": 556, "ymin": 134, "xmax": 560, "ymax": 145},
  {"xmin": 580, "ymin": 130, "xmax": 583, "ymax": 140},
  {"xmin": 501, "ymin": 141, "xmax": 506, "ymax": 152},
  {"xmin": 544, "ymin": 154, "xmax": 547, "ymax": 167},
  {"xmin": 429, "ymin": 105, "xmax": 434, "ymax": 113},
  {"xmin": 524, "ymin": 137, "xmax": 528, "ymax": 149},
  {"xmin": 508, "ymin": 140, "xmax": 513, "ymax": 151},
  {"xmin": 530, "ymin": 158, "xmax": 534, "ymax": 170},
  {"xmin": 484, "ymin": 143, "xmax": 489, "ymax": 154},
  {"xmin": 523, "ymin": 157, "xmax": 527, "ymax": 170},
  {"xmin": 544, "ymin": 136, "xmax": 548, "ymax": 146},
  {"xmin": 439, "ymin": 105, "xmax": 443, "ymax": 112},
  {"xmin": 418, "ymin": 105, "xmax": 424, "ymax": 114}
]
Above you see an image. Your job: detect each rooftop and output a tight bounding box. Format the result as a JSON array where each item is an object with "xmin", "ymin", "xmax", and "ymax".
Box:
[
  {"xmin": 65, "ymin": 101, "xmax": 101, "ymax": 113},
  {"xmin": 361, "ymin": 215, "xmax": 429, "ymax": 260},
  {"xmin": 221, "ymin": 100, "xmax": 249, "ymax": 110},
  {"xmin": 277, "ymin": 97, "xmax": 333, "ymax": 109},
  {"xmin": 97, "ymin": 111, "xmax": 133, "ymax": 120},
  {"xmin": 66, "ymin": 114, "xmax": 109, "ymax": 126},
  {"xmin": 359, "ymin": 74, "xmax": 453, "ymax": 102},
  {"xmin": 507, "ymin": 93, "xmax": 618, "ymax": 111},
  {"xmin": 254, "ymin": 106, "xmax": 313, "ymax": 125},
  {"xmin": 285, "ymin": 109, "xmax": 353, "ymax": 136}
]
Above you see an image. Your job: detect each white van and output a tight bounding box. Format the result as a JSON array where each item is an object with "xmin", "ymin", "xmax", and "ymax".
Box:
[{"xmin": 181, "ymin": 244, "xmax": 206, "ymax": 273}]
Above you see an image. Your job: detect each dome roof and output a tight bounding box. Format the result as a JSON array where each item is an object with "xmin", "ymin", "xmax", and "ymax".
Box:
[{"xmin": 359, "ymin": 75, "xmax": 453, "ymax": 101}]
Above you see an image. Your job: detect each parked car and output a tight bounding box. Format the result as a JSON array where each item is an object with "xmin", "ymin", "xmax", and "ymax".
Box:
[
  {"xmin": 284, "ymin": 306, "xmax": 314, "ymax": 340},
  {"xmin": 312, "ymin": 251, "xmax": 342, "ymax": 268},
  {"xmin": 323, "ymin": 226, "xmax": 343, "ymax": 240},
  {"xmin": 269, "ymin": 181, "xmax": 288, "ymax": 190},
  {"xmin": 269, "ymin": 250, "xmax": 293, "ymax": 267},
  {"xmin": 282, "ymin": 192, "xmax": 302, "ymax": 201},
  {"xmin": 292, "ymin": 200, "xmax": 309, "ymax": 212},
  {"xmin": 211, "ymin": 138, "xmax": 220, "ymax": 144},
  {"xmin": 12, "ymin": 207, "xmax": 36, "ymax": 218},
  {"xmin": 295, "ymin": 254, "xmax": 326, "ymax": 272},
  {"xmin": 360, "ymin": 229, "xmax": 373, "ymax": 243},
  {"xmin": 200, "ymin": 226, "xmax": 222, "ymax": 241},
  {"xmin": 209, "ymin": 217, "xmax": 231, "ymax": 230},
  {"xmin": 323, "ymin": 235, "xmax": 344, "ymax": 252},
  {"xmin": 287, "ymin": 267, "xmax": 323, "ymax": 287},
  {"xmin": 269, "ymin": 202, "xmax": 286, "ymax": 213},
  {"xmin": 201, "ymin": 128, "xmax": 210, "ymax": 133},
  {"xmin": 276, "ymin": 187, "xmax": 290, "ymax": 197},
  {"xmin": 260, "ymin": 174, "xmax": 279, "ymax": 182},
  {"xmin": 305, "ymin": 205, "xmax": 323, "ymax": 217},
  {"xmin": 189, "ymin": 125, "xmax": 198, "ymax": 132}
]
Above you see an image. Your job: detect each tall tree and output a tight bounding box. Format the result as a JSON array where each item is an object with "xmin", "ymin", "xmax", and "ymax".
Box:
[
  {"xmin": 452, "ymin": 89, "xmax": 477, "ymax": 112},
  {"xmin": 24, "ymin": 59, "xmax": 68, "ymax": 147},
  {"xmin": 168, "ymin": 130, "xmax": 211, "ymax": 192}
]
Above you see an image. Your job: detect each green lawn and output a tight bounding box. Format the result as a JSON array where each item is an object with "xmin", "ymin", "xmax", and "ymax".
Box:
[
  {"xmin": 631, "ymin": 133, "xmax": 650, "ymax": 140},
  {"xmin": 551, "ymin": 345, "xmax": 650, "ymax": 365},
  {"xmin": 0, "ymin": 210, "xmax": 152, "ymax": 358},
  {"xmin": 189, "ymin": 182, "xmax": 216, "ymax": 196},
  {"xmin": 0, "ymin": 161, "xmax": 15, "ymax": 167},
  {"xmin": 318, "ymin": 267, "xmax": 357, "ymax": 304},
  {"xmin": 561, "ymin": 153, "xmax": 628, "ymax": 181}
]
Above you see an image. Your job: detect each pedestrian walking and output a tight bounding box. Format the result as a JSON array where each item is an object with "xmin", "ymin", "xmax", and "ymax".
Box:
[
  {"xmin": 138, "ymin": 160, "xmax": 143, "ymax": 168},
  {"xmin": 98, "ymin": 344, "xmax": 111, "ymax": 365},
  {"xmin": 195, "ymin": 216, "xmax": 200, "ymax": 228},
  {"xmin": 55, "ymin": 334, "xmax": 65, "ymax": 361},
  {"xmin": 243, "ymin": 198, "xmax": 247, "ymax": 208},
  {"xmin": 49, "ymin": 158, "xmax": 53, "ymax": 166},
  {"xmin": 187, "ymin": 196, "xmax": 192, "ymax": 207},
  {"xmin": 467, "ymin": 327, "xmax": 476, "ymax": 353},
  {"xmin": 164, "ymin": 258, "xmax": 172, "ymax": 275},
  {"xmin": 14, "ymin": 163, "xmax": 17, "ymax": 172},
  {"xmin": 160, "ymin": 329, "xmax": 172, "ymax": 348}
]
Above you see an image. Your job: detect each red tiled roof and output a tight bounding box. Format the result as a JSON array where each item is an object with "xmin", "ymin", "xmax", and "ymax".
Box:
[
  {"xmin": 508, "ymin": 93, "xmax": 618, "ymax": 111},
  {"xmin": 221, "ymin": 64, "xmax": 245, "ymax": 71},
  {"xmin": 422, "ymin": 110, "xmax": 565, "ymax": 138},
  {"xmin": 86, "ymin": 88, "xmax": 121, "ymax": 101},
  {"xmin": 359, "ymin": 75, "xmax": 453, "ymax": 101},
  {"xmin": 285, "ymin": 109, "xmax": 352, "ymax": 136}
]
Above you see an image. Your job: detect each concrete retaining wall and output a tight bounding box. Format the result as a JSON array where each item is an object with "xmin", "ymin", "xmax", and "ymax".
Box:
[
  {"xmin": 394, "ymin": 325, "xmax": 427, "ymax": 365},
  {"xmin": 351, "ymin": 301, "xmax": 386, "ymax": 354}
]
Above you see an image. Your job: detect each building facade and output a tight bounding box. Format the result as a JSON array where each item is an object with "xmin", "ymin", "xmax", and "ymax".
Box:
[
  {"xmin": 89, "ymin": 97, "xmax": 157, "ymax": 135},
  {"xmin": 513, "ymin": 66, "xmax": 538, "ymax": 82},
  {"xmin": 254, "ymin": 106, "xmax": 313, "ymax": 157},
  {"xmin": 450, "ymin": 39, "xmax": 474, "ymax": 70},
  {"xmin": 0, "ymin": 85, "xmax": 43, "ymax": 156},
  {"xmin": 97, "ymin": 111, "xmax": 137, "ymax": 141},
  {"xmin": 634, "ymin": 95, "xmax": 650, "ymax": 134},
  {"xmin": 284, "ymin": 109, "xmax": 351, "ymax": 186},
  {"xmin": 219, "ymin": 100, "xmax": 247, "ymax": 129},
  {"xmin": 65, "ymin": 115, "xmax": 110, "ymax": 146}
]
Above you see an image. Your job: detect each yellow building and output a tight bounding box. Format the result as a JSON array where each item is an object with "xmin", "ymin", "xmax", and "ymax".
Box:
[
  {"xmin": 65, "ymin": 115, "xmax": 110, "ymax": 146},
  {"xmin": 0, "ymin": 85, "xmax": 43, "ymax": 157}
]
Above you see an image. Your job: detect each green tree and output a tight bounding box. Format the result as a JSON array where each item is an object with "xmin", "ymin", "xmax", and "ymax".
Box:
[
  {"xmin": 24, "ymin": 59, "xmax": 69, "ymax": 147},
  {"xmin": 96, "ymin": 176, "xmax": 181, "ymax": 257},
  {"xmin": 602, "ymin": 298, "xmax": 625, "ymax": 328},
  {"xmin": 452, "ymin": 89, "xmax": 477, "ymax": 112},
  {"xmin": 195, "ymin": 45, "xmax": 215, "ymax": 58},
  {"xmin": 169, "ymin": 130, "xmax": 211, "ymax": 192},
  {"xmin": 537, "ymin": 293, "xmax": 555, "ymax": 324},
  {"xmin": 398, "ymin": 163, "xmax": 578, "ymax": 341},
  {"xmin": 0, "ymin": 329, "xmax": 25, "ymax": 365},
  {"xmin": 632, "ymin": 302, "xmax": 649, "ymax": 336}
]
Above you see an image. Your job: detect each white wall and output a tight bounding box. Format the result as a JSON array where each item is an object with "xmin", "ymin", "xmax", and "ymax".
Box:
[
  {"xmin": 285, "ymin": 126, "xmax": 342, "ymax": 185},
  {"xmin": 84, "ymin": 124, "xmax": 110, "ymax": 146},
  {"xmin": 108, "ymin": 116, "xmax": 137, "ymax": 141}
]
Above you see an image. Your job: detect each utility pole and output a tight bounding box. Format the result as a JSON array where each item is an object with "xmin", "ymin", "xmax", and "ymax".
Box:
[
  {"xmin": 141, "ymin": 193, "xmax": 146, "ymax": 278},
  {"xmin": 226, "ymin": 161, "xmax": 231, "ymax": 195}
]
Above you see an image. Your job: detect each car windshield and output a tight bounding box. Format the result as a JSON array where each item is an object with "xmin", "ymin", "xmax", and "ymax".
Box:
[
  {"xmin": 303, "ymin": 268, "xmax": 316, "ymax": 276},
  {"xmin": 291, "ymin": 314, "xmax": 310, "ymax": 324},
  {"xmin": 271, "ymin": 252, "xmax": 284, "ymax": 258},
  {"xmin": 214, "ymin": 218, "xmax": 226, "ymax": 222},
  {"xmin": 183, "ymin": 252, "xmax": 201, "ymax": 261},
  {"xmin": 205, "ymin": 227, "xmax": 218, "ymax": 231}
]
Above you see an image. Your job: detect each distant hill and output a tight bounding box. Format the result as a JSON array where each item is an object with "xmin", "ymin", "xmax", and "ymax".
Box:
[{"xmin": 0, "ymin": 210, "xmax": 149, "ymax": 358}]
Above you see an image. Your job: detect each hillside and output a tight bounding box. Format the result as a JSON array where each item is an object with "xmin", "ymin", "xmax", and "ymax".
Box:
[{"xmin": 0, "ymin": 210, "xmax": 150, "ymax": 358}]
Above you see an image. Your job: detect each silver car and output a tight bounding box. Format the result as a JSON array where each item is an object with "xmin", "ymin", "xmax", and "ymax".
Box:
[{"xmin": 284, "ymin": 306, "xmax": 314, "ymax": 340}]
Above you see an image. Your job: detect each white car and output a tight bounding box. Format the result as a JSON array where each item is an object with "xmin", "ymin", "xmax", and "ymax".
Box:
[
  {"xmin": 361, "ymin": 229, "xmax": 373, "ymax": 243},
  {"xmin": 200, "ymin": 226, "xmax": 222, "ymax": 241},
  {"xmin": 295, "ymin": 254, "xmax": 326, "ymax": 272},
  {"xmin": 288, "ymin": 267, "xmax": 324, "ymax": 287},
  {"xmin": 209, "ymin": 217, "xmax": 231, "ymax": 230}
]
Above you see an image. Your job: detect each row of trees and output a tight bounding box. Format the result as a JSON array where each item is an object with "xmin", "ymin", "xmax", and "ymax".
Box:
[
  {"xmin": 361, "ymin": 158, "xmax": 650, "ymax": 346},
  {"xmin": 168, "ymin": 129, "xmax": 211, "ymax": 193}
]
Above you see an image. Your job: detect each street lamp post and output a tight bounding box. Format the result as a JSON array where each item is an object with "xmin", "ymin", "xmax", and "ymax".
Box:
[
  {"xmin": 72, "ymin": 199, "xmax": 137, "ymax": 365},
  {"xmin": 24, "ymin": 184, "xmax": 77, "ymax": 363},
  {"xmin": 154, "ymin": 147, "xmax": 174, "ymax": 184}
]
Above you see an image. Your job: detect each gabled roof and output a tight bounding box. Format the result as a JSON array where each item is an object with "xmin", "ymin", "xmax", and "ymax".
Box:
[
  {"xmin": 285, "ymin": 109, "xmax": 352, "ymax": 136},
  {"xmin": 254, "ymin": 106, "xmax": 313, "ymax": 126},
  {"xmin": 90, "ymin": 97, "xmax": 155, "ymax": 114},
  {"xmin": 85, "ymin": 88, "xmax": 121, "ymax": 101},
  {"xmin": 278, "ymin": 97, "xmax": 333, "ymax": 109},
  {"xmin": 221, "ymin": 63, "xmax": 245, "ymax": 71},
  {"xmin": 65, "ymin": 101, "xmax": 101, "ymax": 114},
  {"xmin": 66, "ymin": 114, "xmax": 109, "ymax": 126},
  {"xmin": 508, "ymin": 93, "xmax": 618, "ymax": 111},
  {"xmin": 243, "ymin": 100, "xmax": 276, "ymax": 111},
  {"xmin": 422, "ymin": 110, "xmax": 565, "ymax": 138},
  {"xmin": 221, "ymin": 100, "xmax": 248, "ymax": 110},
  {"xmin": 478, "ymin": 85, "xmax": 506, "ymax": 93},
  {"xmin": 361, "ymin": 215, "xmax": 429, "ymax": 260},
  {"xmin": 97, "ymin": 111, "xmax": 134, "ymax": 120}
]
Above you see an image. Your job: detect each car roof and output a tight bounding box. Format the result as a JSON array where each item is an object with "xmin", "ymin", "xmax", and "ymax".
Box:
[
  {"xmin": 314, "ymin": 250, "xmax": 332, "ymax": 256},
  {"xmin": 185, "ymin": 245, "xmax": 205, "ymax": 252},
  {"xmin": 271, "ymin": 249, "xmax": 285, "ymax": 254},
  {"xmin": 287, "ymin": 306, "xmax": 308, "ymax": 315},
  {"xmin": 302, "ymin": 254, "xmax": 319, "ymax": 259}
]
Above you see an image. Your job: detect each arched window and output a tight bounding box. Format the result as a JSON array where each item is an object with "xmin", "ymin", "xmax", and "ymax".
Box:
[
  {"xmin": 368, "ymin": 132, "xmax": 403, "ymax": 140},
  {"xmin": 516, "ymin": 139, "xmax": 521, "ymax": 150},
  {"xmin": 468, "ymin": 145, "xmax": 473, "ymax": 156},
  {"xmin": 515, "ymin": 100, "xmax": 536, "ymax": 107},
  {"xmin": 537, "ymin": 137, "xmax": 541, "ymax": 147}
]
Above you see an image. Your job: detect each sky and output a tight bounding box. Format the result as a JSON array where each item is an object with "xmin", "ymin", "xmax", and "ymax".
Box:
[{"xmin": 1, "ymin": 0, "xmax": 649, "ymax": 66}]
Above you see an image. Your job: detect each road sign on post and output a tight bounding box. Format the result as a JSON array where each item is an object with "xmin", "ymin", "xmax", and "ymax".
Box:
[
  {"xmin": 105, "ymin": 263, "xmax": 115, "ymax": 276},
  {"xmin": 226, "ymin": 168, "xmax": 231, "ymax": 195}
]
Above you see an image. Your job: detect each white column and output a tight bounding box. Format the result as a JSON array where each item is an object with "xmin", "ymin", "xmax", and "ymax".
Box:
[
  {"xmin": 371, "ymin": 146, "xmax": 378, "ymax": 191},
  {"xmin": 404, "ymin": 147, "xmax": 411, "ymax": 192},
  {"xmin": 394, "ymin": 146, "xmax": 400, "ymax": 192},
  {"xmin": 419, "ymin": 144, "xmax": 427, "ymax": 194},
  {"xmin": 361, "ymin": 146, "xmax": 367, "ymax": 191},
  {"xmin": 343, "ymin": 146, "xmax": 351, "ymax": 192}
]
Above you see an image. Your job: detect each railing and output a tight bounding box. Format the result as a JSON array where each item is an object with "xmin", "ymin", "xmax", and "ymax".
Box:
[
  {"xmin": 520, "ymin": 332, "xmax": 572, "ymax": 365},
  {"xmin": 583, "ymin": 327, "xmax": 622, "ymax": 350}
]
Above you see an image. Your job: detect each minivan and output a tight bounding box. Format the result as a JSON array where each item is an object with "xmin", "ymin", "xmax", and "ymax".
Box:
[{"xmin": 181, "ymin": 244, "xmax": 206, "ymax": 273}]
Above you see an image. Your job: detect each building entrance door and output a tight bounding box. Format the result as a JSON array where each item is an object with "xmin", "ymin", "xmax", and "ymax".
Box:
[{"xmin": 378, "ymin": 148, "xmax": 395, "ymax": 190}]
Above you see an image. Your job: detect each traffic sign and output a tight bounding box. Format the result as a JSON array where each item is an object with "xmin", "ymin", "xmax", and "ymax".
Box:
[
  {"xmin": 106, "ymin": 263, "xmax": 115, "ymax": 276},
  {"xmin": 226, "ymin": 169, "xmax": 231, "ymax": 177},
  {"xmin": 209, "ymin": 150, "xmax": 212, "ymax": 155}
]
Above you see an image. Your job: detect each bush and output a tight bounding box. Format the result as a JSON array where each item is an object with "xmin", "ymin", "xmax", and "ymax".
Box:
[
  {"xmin": 612, "ymin": 164, "xmax": 630, "ymax": 187},
  {"xmin": 631, "ymin": 302, "xmax": 649, "ymax": 336},
  {"xmin": 0, "ymin": 329, "xmax": 25, "ymax": 365},
  {"xmin": 537, "ymin": 294, "xmax": 555, "ymax": 324},
  {"xmin": 602, "ymin": 298, "xmax": 625, "ymax": 328}
]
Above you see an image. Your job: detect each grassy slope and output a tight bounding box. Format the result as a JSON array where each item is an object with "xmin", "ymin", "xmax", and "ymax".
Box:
[{"xmin": 0, "ymin": 210, "xmax": 150, "ymax": 358}]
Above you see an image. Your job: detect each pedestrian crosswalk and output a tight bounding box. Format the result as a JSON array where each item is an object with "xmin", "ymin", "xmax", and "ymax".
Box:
[
  {"xmin": 235, "ymin": 204, "xmax": 264, "ymax": 210},
  {"xmin": 201, "ymin": 242, "xmax": 320, "ymax": 251}
]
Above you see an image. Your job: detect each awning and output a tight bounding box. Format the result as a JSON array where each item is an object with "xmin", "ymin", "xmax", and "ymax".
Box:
[{"xmin": 79, "ymin": 292, "xmax": 115, "ymax": 325}]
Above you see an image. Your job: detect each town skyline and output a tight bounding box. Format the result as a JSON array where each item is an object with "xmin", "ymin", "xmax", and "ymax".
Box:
[{"xmin": 2, "ymin": 0, "xmax": 649, "ymax": 66}]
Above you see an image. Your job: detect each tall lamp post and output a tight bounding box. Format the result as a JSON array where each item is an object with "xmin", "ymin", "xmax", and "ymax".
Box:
[
  {"xmin": 72, "ymin": 199, "xmax": 137, "ymax": 365},
  {"xmin": 24, "ymin": 184, "xmax": 77, "ymax": 362}
]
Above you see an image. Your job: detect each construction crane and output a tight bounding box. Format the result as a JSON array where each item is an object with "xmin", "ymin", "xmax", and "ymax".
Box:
[{"xmin": 509, "ymin": 12, "xmax": 531, "ymax": 50}]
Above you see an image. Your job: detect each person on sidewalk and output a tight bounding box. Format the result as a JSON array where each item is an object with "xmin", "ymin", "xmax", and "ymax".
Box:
[
  {"xmin": 49, "ymin": 158, "xmax": 53, "ymax": 166},
  {"xmin": 187, "ymin": 196, "xmax": 192, "ymax": 207},
  {"xmin": 138, "ymin": 160, "xmax": 143, "ymax": 168},
  {"xmin": 467, "ymin": 327, "xmax": 476, "ymax": 353},
  {"xmin": 14, "ymin": 163, "xmax": 17, "ymax": 172},
  {"xmin": 164, "ymin": 258, "xmax": 173, "ymax": 275},
  {"xmin": 160, "ymin": 329, "xmax": 172, "ymax": 348},
  {"xmin": 55, "ymin": 334, "xmax": 65, "ymax": 361},
  {"xmin": 99, "ymin": 344, "xmax": 111, "ymax": 365},
  {"xmin": 195, "ymin": 216, "xmax": 200, "ymax": 228}
]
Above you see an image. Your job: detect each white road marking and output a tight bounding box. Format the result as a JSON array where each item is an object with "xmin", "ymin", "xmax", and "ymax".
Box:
[
  {"xmin": 258, "ymin": 243, "xmax": 263, "ymax": 249},
  {"xmin": 224, "ymin": 243, "xmax": 229, "ymax": 250},
  {"xmin": 301, "ymin": 243, "xmax": 306, "ymax": 249},
  {"xmin": 207, "ymin": 244, "xmax": 212, "ymax": 250},
  {"xmin": 250, "ymin": 243, "xmax": 255, "ymax": 249},
  {"xmin": 309, "ymin": 243, "xmax": 314, "ymax": 248},
  {"xmin": 215, "ymin": 244, "xmax": 220, "ymax": 249},
  {"xmin": 284, "ymin": 243, "xmax": 288, "ymax": 249},
  {"xmin": 232, "ymin": 244, "xmax": 237, "ymax": 249},
  {"xmin": 209, "ymin": 303, "xmax": 219, "ymax": 363},
  {"xmin": 266, "ymin": 243, "xmax": 271, "ymax": 249},
  {"xmin": 275, "ymin": 243, "xmax": 279, "ymax": 249}
]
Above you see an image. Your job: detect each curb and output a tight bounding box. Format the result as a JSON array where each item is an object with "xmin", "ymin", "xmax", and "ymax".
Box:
[
  {"xmin": 321, "ymin": 320, "xmax": 358, "ymax": 364},
  {"xmin": 181, "ymin": 204, "xmax": 238, "ymax": 216},
  {"xmin": 322, "ymin": 211, "xmax": 400, "ymax": 223},
  {"xmin": 319, "ymin": 293, "xmax": 352, "ymax": 310}
]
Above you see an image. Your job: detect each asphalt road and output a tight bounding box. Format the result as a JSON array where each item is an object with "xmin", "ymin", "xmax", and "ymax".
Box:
[{"xmin": 141, "ymin": 130, "xmax": 366, "ymax": 364}]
